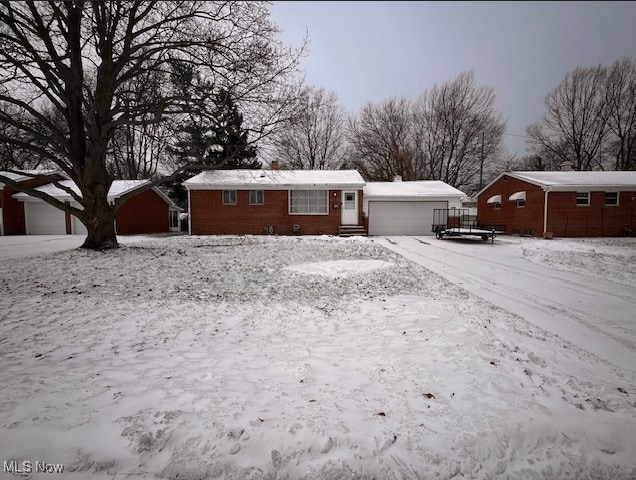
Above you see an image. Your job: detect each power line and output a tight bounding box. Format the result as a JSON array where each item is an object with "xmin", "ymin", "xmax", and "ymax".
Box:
[{"xmin": 504, "ymin": 132, "xmax": 529, "ymax": 139}]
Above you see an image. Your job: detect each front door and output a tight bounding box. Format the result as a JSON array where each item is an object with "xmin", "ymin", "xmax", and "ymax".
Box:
[{"xmin": 341, "ymin": 191, "xmax": 358, "ymax": 225}]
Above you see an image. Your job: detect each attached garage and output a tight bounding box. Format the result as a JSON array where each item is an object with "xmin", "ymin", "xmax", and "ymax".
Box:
[
  {"xmin": 368, "ymin": 201, "xmax": 448, "ymax": 235},
  {"xmin": 364, "ymin": 180, "xmax": 466, "ymax": 236}
]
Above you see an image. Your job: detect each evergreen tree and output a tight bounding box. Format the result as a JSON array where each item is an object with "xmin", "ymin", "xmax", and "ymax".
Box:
[{"xmin": 167, "ymin": 86, "xmax": 259, "ymax": 205}]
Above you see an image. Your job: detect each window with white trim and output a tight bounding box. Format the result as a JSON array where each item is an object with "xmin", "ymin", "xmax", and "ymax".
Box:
[
  {"xmin": 516, "ymin": 199, "xmax": 526, "ymax": 208},
  {"xmin": 604, "ymin": 192, "xmax": 619, "ymax": 206},
  {"xmin": 222, "ymin": 190, "xmax": 237, "ymax": 205},
  {"xmin": 290, "ymin": 190, "xmax": 328, "ymax": 214},
  {"xmin": 249, "ymin": 190, "xmax": 264, "ymax": 205},
  {"xmin": 494, "ymin": 202, "xmax": 501, "ymax": 210},
  {"xmin": 576, "ymin": 192, "xmax": 590, "ymax": 206}
]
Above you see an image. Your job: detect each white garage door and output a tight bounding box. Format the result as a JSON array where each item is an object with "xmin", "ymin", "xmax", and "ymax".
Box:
[
  {"xmin": 368, "ymin": 201, "xmax": 447, "ymax": 236},
  {"xmin": 26, "ymin": 201, "xmax": 66, "ymax": 235}
]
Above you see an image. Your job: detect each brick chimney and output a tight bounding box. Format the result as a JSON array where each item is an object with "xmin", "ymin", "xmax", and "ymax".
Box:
[
  {"xmin": 560, "ymin": 161, "xmax": 574, "ymax": 171},
  {"xmin": 270, "ymin": 160, "xmax": 280, "ymax": 170}
]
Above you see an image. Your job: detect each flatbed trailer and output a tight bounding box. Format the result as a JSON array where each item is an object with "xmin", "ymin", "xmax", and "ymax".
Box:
[{"xmin": 431, "ymin": 208, "xmax": 505, "ymax": 243}]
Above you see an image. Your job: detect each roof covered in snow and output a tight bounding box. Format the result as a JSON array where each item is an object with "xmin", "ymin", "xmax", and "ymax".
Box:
[
  {"xmin": 476, "ymin": 171, "xmax": 636, "ymax": 197},
  {"xmin": 510, "ymin": 171, "xmax": 636, "ymax": 187},
  {"xmin": 12, "ymin": 179, "xmax": 178, "ymax": 207},
  {"xmin": 364, "ymin": 180, "xmax": 466, "ymax": 198},
  {"xmin": 0, "ymin": 169, "xmax": 63, "ymax": 188},
  {"xmin": 184, "ymin": 169, "xmax": 366, "ymax": 190}
]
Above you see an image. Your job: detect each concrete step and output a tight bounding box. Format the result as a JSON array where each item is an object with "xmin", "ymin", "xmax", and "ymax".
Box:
[{"xmin": 339, "ymin": 225, "xmax": 367, "ymax": 237}]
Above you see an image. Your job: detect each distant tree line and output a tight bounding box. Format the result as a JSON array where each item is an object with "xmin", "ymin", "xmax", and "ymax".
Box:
[
  {"xmin": 271, "ymin": 57, "xmax": 636, "ymax": 194},
  {"xmin": 525, "ymin": 57, "xmax": 636, "ymax": 172},
  {"xmin": 272, "ymin": 70, "xmax": 505, "ymax": 194}
]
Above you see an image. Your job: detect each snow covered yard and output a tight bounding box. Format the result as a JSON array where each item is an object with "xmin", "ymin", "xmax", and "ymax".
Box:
[{"xmin": 0, "ymin": 235, "xmax": 635, "ymax": 479}]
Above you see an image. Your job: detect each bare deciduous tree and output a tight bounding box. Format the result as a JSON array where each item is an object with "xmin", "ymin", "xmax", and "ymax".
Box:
[
  {"xmin": 0, "ymin": 1, "xmax": 304, "ymax": 249},
  {"xmin": 348, "ymin": 97, "xmax": 423, "ymax": 181},
  {"xmin": 526, "ymin": 65, "xmax": 608, "ymax": 171},
  {"xmin": 107, "ymin": 69, "xmax": 172, "ymax": 180},
  {"xmin": 604, "ymin": 57, "xmax": 636, "ymax": 171},
  {"xmin": 272, "ymin": 87, "xmax": 346, "ymax": 170},
  {"xmin": 412, "ymin": 70, "xmax": 505, "ymax": 191}
]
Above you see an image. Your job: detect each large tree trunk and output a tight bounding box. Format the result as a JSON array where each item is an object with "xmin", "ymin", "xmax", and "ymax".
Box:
[{"xmin": 80, "ymin": 185, "xmax": 118, "ymax": 250}]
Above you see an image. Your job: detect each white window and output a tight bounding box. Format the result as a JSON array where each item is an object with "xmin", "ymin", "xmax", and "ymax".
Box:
[
  {"xmin": 290, "ymin": 190, "xmax": 328, "ymax": 214},
  {"xmin": 576, "ymin": 192, "xmax": 590, "ymax": 206},
  {"xmin": 250, "ymin": 190, "xmax": 264, "ymax": 205},
  {"xmin": 605, "ymin": 192, "xmax": 619, "ymax": 206},
  {"xmin": 344, "ymin": 192, "xmax": 356, "ymax": 209},
  {"xmin": 516, "ymin": 199, "xmax": 526, "ymax": 208},
  {"xmin": 223, "ymin": 190, "xmax": 237, "ymax": 205}
]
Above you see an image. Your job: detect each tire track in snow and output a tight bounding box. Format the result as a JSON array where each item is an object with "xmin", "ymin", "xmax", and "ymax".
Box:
[{"xmin": 376, "ymin": 237, "xmax": 636, "ymax": 371}]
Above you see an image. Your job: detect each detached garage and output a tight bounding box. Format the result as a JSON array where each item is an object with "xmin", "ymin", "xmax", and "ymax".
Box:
[
  {"xmin": 364, "ymin": 180, "xmax": 466, "ymax": 236},
  {"xmin": 13, "ymin": 180, "xmax": 182, "ymax": 235},
  {"xmin": 25, "ymin": 201, "xmax": 67, "ymax": 235}
]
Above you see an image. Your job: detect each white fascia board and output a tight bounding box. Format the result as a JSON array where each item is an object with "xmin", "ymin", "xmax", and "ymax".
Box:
[
  {"xmin": 364, "ymin": 194, "xmax": 464, "ymax": 202},
  {"xmin": 13, "ymin": 194, "xmax": 73, "ymax": 203},
  {"xmin": 541, "ymin": 185, "xmax": 632, "ymax": 192}
]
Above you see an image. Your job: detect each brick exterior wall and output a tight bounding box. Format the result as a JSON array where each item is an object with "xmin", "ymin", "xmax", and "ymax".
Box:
[
  {"xmin": 190, "ymin": 189, "xmax": 363, "ymax": 236},
  {"xmin": 545, "ymin": 191, "xmax": 636, "ymax": 237},
  {"xmin": 478, "ymin": 174, "xmax": 636, "ymax": 237},
  {"xmin": 115, "ymin": 188, "xmax": 169, "ymax": 234},
  {"xmin": 478, "ymin": 176, "xmax": 544, "ymax": 236},
  {"xmin": 1, "ymin": 176, "xmax": 64, "ymax": 235}
]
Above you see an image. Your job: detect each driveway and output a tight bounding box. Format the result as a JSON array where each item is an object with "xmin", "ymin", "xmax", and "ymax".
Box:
[{"xmin": 375, "ymin": 235, "xmax": 636, "ymax": 372}]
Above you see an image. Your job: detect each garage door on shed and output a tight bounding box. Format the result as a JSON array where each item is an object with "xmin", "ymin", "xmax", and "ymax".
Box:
[
  {"xmin": 25, "ymin": 201, "xmax": 66, "ymax": 235},
  {"xmin": 368, "ymin": 201, "xmax": 447, "ymax": 236}
]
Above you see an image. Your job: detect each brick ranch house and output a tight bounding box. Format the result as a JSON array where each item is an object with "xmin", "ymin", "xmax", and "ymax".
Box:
[
  {"xmin": 6, "ymin": 176, "xmax": 182, "ymax": 235},
  {"xmin": 185, "ymin": 169, "xmax": 366, "ymax": 236},
  {"xmin": 476, "ymin": 171, "xmax": 636, "ymax": 237},
  {"xmin": 184, "ymin": 169, "xmax": 469, "ymax": 236}
]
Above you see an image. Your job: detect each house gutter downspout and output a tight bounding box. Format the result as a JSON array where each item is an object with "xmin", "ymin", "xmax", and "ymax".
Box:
[
  {"xmin": 543, "ymin": 186, "xmax": 552, "ymax": 235},
  {"xmin": 187, "ymin": 188, "xmax": 192, "ymax": 236}
]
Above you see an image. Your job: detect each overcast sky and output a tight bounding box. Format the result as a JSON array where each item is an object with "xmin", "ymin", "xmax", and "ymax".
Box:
[{"xmin": 270, "ymin": 1, "xmax": 636, "ymax": 158}]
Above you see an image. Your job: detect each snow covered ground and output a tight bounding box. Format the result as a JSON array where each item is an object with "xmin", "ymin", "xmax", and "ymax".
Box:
[
  {"xmin": 0, "ymin": 234, "xmax": 635, "ymax": 479},
  {"xmin": 376, "ymin": 235, "xmax": 636, "ymax": 371}
]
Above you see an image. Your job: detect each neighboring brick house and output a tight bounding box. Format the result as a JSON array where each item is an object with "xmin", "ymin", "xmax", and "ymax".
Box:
[
  {"xmin": 11, "ymin": 179, "xmax": 182, "ymax": 235},
  {"xmin": 476, "ymin": 171, "xmax": 636, "ymax": 237},
  {"xmin": 0, "ymin": 170, "xmax": 65, "ymax": 236},
  {"xmin": 184, "ymin": 169, "xmax": 366, "ymax": 236}
]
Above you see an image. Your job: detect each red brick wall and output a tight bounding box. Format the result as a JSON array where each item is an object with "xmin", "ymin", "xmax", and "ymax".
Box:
[
  {"xmin": 478, "ymin": 175, "xmax": 636, "ymax": 237},
  {"xmin": 546, "ymin": 191, "xmax": 636, "ymax": 237},
  {"xmin": 1, "ymin": 177, "xmax": 63, "ymax": 235},
  {"xmin": 115, "ymin": 188, "xmax": 169, "ymax": 234},
  {"xmin": 477, "ymin": 176, "xmax": 544, "ymax": 235},
  {"xmin": 190, "ymin": 189, "xmax": 362, "ymax": 235}
]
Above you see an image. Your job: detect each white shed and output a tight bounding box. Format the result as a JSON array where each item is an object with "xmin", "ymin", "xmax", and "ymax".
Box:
[{"xmin": 364, "ymin": 180, "xmax": 466, "ymax": 236}]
